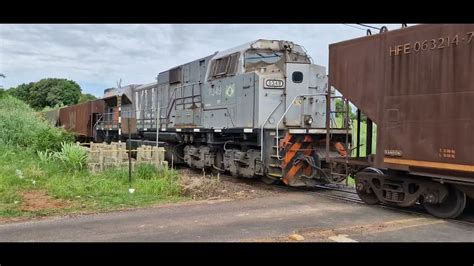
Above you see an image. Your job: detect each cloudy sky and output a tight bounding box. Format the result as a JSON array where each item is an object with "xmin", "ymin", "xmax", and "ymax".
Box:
[{"xmin": 0, "ymin": 24, "xmax": 406, "ymax": 97}]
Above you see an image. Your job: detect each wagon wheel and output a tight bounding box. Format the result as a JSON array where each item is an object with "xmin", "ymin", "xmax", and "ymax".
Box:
[
  {"xmin": 424, "ymin": 186, "xmax": 466, "ymax": 219},
  {"xmin": 355, "ymin": 168, "xmax": 381, "ymax": 205},
  {"xmin": 356, "ymin": 181, "xmax": 380, "ymax": 205}
]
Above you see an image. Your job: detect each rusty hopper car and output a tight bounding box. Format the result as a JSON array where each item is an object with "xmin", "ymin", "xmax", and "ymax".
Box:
[
  {"xmin": 58, "ymin": 99, "xmax": 105, "ymax": 141},
  {"xmin": 329, "ymin": 24, "xmax": 474, "ymax": 218}
]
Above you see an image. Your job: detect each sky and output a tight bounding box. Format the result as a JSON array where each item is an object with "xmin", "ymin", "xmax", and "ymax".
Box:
[{"xmin": 0, "ymin": 24, "xmax": 407, "ymax": 97}]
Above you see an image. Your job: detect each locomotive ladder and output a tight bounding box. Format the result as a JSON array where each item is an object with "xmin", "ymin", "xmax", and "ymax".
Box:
[{"xmin": 267, "ymin": 131, "xmax": 286, "ymax": 180}]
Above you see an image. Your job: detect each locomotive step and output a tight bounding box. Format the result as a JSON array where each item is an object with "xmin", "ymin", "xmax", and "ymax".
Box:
[
  {"xmin": 267, "ymin": 164, "xmax": 282, "ymax": 168},
  {"xmin": 267, "ymin": 173, "xmax": 283, "ymax": 178}
]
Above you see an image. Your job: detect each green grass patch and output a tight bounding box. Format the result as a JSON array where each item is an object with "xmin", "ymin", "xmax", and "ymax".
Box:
[
  {"xmin": 334, "ymin": 116, "xmax": 377, "ymax": 157},
  {"xmin": 0, "ymin": 144, "xmax": 184, "ymax": 218},
  {"xmin": 0, "ymin": 95, "xmax": 73, "ymax": 151}
]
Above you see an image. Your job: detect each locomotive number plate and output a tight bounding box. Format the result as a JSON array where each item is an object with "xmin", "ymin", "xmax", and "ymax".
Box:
[{"xmin": 264, "ymin": 79, "xmax": 285, "ymax": 89}]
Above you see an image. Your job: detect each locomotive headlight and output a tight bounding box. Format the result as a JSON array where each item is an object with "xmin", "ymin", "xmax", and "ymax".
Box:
[{"xmin": 304, "ymin": 115, "xmax": 313, "ymax": 125}]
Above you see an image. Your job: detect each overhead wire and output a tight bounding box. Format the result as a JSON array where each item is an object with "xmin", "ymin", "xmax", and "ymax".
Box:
[
  {"xmin": 356, "ymin": 23, "xmax": 382, "ymax": 30},
  {"xmin": 342, "ymin": 24, "xmax": 367, "ymax": 32}
]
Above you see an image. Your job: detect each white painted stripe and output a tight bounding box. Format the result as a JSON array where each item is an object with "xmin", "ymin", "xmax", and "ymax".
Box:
[
  {"xmin": 118, "ymin": 117, "xmax": 121, "ymax": 123},
  {"xmin": 118, "ymin": 129, "xmax": 121, "ymax": 135},
  {"xmin": 214, "ymin": 129, "xmax": 222, "ymax": 132},
  {"xmin": 193, "ymin": 128, "xmax": 200, "ymax": 132},
  {"xmin": 328, "ymin": 234, "xmax": 357, "ymax": 243},
  {"xmin": 244, "ymin": 128, "xmax": 253, "ymax": 133},
  {"xmin": 176, "ymin": 128, "xmax": 182, "ymax": 132},
  {"xmin": 118, "ymin": 107, "xmax": 121, "ymax": 111},
  {"xmin": 308, "ymin": 129, "xmax": 325, "ymax": 134},
  {"xmin": 143, "ymin": 128, "xmax": 147, "ymax": 131},
  {"xmin": 289, "ymin": 129, "xmax": 307, "ymax": 134},
  {"xmin": 161, "ymin": 127, "xmax": 166, "ymax": 131}
]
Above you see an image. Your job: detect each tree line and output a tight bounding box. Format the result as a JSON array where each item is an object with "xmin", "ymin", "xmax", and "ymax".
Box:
[
  {"xmin": 335, "ymin": 98, "xmax": 367, "ymax": 122},
  {"xmin": 2, "ymin": 78, "xmax": 97, "ymax": 110}
]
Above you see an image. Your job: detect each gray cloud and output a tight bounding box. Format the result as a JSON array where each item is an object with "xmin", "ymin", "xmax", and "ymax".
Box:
[{"xmin": 0, "ymin": 24, "xmax": 406, "ymax": 96}]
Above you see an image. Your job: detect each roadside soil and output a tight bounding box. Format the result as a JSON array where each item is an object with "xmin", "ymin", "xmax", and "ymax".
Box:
[{"xmin": 0, "ymin": 168, "xmax": 289, "ymax": 224}]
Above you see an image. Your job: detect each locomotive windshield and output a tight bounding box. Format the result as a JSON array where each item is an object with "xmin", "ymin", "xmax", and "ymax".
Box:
[
  {"xmin": 244, "ymin": 49, "xmax": 310, "ymax": 72},
  {"xmin": 245, "ymin": 51, "xmax": 283, "ymax": 64},
  {"xmin": 244, "ymin": 50, "xmax": 285, "ymax": 72}
]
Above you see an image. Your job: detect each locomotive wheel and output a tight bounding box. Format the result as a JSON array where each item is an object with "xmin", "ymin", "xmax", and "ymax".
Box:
[
  {"xmin": 355, "ymin": 168, "xmax": 382, "ymax": 205},
  {"xmin": 424, "ymin": 186, "xmax": 466, "ymax": 219},
  {"xmin": 211, "ymin": 149, "xmax": 224, "ymax": 175}
]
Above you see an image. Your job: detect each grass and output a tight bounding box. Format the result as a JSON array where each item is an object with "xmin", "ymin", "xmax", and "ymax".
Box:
[
  {"xmin": 0, "ymin": 95, "xmax": 185, "ymax": 219},
  {"xmin": 333, "ymin": 116, "xmax": 377, "ymax": 157},
  {"xmin": 333, "ymin": 116, "xmax": 378, "ymax": 187},
  {"xmin": 0, "ymin": 95, "xmax": 73, "ymax": 151},
  {"xmin": 0, "ymin": 145, "xmax": 184, "ymax": 218}
]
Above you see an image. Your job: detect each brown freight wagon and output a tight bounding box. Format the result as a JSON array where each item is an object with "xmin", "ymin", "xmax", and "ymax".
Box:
[
  {"xmin": 58, "ymin": 100, "xmax": 105, "ymax": 141},
  {"xmin": 328, "ymin": 24, "xmax": 474, "ymax": 218}
]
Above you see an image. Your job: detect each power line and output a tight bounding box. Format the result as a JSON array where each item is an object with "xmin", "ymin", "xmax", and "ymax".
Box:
[
  {"xmin": 342, "ymin": 24, "xmax": 366, "ymax": 32},
  {"xmin": 357, "ymin": 24, "xmax": 381, "ymax": 30}
]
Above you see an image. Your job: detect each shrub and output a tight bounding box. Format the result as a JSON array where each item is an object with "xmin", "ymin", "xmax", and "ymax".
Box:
[
  {"xmin": 0, "ymin": 95, "xmax": 73, "ymax": 151},
  {"xmin": 53, "ymin": 142, "xmax": 88, "ymax": 171},
  {"xmin": 135, "ymin": 163, "xmax": 159, "ymax": 180},
  {"xmin": 37, "ymin": 150, "xmax": 54, "ymax": 163}
]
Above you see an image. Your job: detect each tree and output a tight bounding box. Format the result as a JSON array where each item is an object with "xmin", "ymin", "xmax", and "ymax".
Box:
[
  {"xmin": 79, "ymin": 93, "xmax": 97, "ymax": 103},
  {"xmin": 0, "ymin": 73, "xmax": 5, "ymax": 90},
  {"xmin": 335, "ymin": 99, "xmax": 362, "ymax": 121},
  {"xmin": 9, "ymin": 78, "xmax": 81, "ymax": 110},
  {"xmin": 8, "ymin": 82, "xmax": 34, "ymax": 102}
]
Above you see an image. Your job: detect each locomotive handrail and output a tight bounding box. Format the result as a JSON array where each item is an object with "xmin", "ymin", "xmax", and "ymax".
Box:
[
  {"xmin": 260, "ymin": 100, "xmax": 283, "ymax": 162},
  {"xmin": 275, "ymin": 93, "xmax": 328, "ymax": 160},
  {"xmin": 93, "ymin": 114, "xmax": 104, "ymax": 129}
]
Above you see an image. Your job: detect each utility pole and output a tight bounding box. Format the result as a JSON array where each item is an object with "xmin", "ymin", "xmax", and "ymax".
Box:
[
  {"xmin": 128, "ymin": 117, "xmax": 132, "ymax": 185},
  {"xmin": 155, "ymin": 75, "xmax": 160, "ymax": 147}
]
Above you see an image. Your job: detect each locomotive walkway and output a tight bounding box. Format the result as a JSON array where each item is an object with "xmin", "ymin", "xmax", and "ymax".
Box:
[{"xmin": 0, "ymin": 192, "xmax": 473, "ymax": 242}]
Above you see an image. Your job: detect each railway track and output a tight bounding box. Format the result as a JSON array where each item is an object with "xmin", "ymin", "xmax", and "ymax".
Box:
[
  {"xmin": 304, "ymin": 184, "xmax": 474, "ymax": 226},
  {"xmin": 184, "ymin": 168, "xmax": 474, "ymax": 225}
]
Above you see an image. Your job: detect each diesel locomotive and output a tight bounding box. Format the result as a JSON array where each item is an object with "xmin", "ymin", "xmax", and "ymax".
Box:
[{"xmin": 96, "ymin": 39, "xmax": 349, "ymax": 187}]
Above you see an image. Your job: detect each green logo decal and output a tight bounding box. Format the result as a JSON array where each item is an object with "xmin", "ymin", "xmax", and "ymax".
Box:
[{"xmin": 225, "ymin": 84, "xmax": 235, "ymax": 97}]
